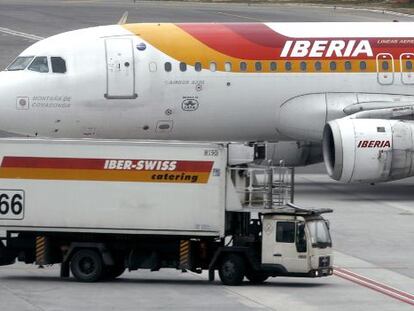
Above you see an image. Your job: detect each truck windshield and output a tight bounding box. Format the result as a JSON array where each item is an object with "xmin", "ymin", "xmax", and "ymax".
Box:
[
  {"xmin": 7, "ymin": 56, "xmax": 34, "ymax": 71},
  {"xmin": 307, "ymin": 220, "xmax": 332, "ymax": 248}
]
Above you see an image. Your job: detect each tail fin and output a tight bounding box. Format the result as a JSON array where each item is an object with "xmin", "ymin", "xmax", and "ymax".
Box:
[{"xmin": 118, "ymin": 11, "xmax": 128, "ymax": 25}]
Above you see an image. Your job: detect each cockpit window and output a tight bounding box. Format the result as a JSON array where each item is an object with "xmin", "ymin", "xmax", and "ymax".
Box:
[
  {"xmin": 51, "ymin": 57, "xmax": 67, "ymax": 73},
  {"xmin": 7, "ymin": 56, "xmax": 34, "ymax": 71},
  {"xmin": 28, "ymin": 56, "xmax": 49, "ymax": 73}
]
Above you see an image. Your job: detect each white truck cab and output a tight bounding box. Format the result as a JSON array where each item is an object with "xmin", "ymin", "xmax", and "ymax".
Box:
[{"xmin": 261, "ymin": 208, "xmax": 333, "ymax": 278}]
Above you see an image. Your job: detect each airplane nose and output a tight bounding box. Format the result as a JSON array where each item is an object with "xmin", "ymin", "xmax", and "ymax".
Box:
[{"xmin": 278, "ymin": 94, "xmax": 327, "ymax": 141}]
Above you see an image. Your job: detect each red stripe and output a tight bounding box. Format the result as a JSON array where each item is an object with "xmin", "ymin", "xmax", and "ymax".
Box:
[
  {"xmin": 334, "ymin": 267, "xmax": 414, "ymax": 306},
  {"xmin": 335, "ymin": 267, "xmax": 414, "ymax": 300},
  {"xmin": 176, "ymin": 161, "xmax": 213, "ymax": 172},
  {"xmin": 177, "ymin": 23, "xmax": 414, "ymax": 60},
  {"xmin": 177, "ymin": 23, "xmax": 284, "ymax": 60},
  {"xmin": 2, "ymin": 157, "xmax": 104, "ymax": 169},
  {"xmin": 1, "ymin": 157, "xmax": 214, "ymax": 172}
]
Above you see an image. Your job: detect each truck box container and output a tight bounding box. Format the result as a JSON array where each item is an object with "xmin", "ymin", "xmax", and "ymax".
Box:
[{"xmin": 0, "ymin": 139, "xmax": 226, "ymax": 236}]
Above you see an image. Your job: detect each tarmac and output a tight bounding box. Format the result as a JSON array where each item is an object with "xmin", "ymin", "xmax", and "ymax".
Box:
[{"xmin": 0, "ymin": 0, "xmax": 413, "ymax": 310}]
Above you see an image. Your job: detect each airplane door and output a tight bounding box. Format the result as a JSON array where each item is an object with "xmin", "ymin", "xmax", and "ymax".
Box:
[
  {"xmin": 400, "ymin": 53, "xmax": 414, "ymax": 84},
  {"xmin": 105, "ymin": 38, "xmax": 137, "ymax": 99},
  {"xmin": 376, "ymin": 53, "xmax": 394, "ymax": 85}
]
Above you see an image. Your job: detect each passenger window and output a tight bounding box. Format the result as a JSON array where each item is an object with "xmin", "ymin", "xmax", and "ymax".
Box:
[
  {"xmin": 285, "ymin": 62, "xmax": 292, "ymax": 71},
  {"xmin": 255, "ymin": 62, "xmax": 262, "ymax": 71},
  {"xmin": 225, "ymin": 62, "xmax": 232, "ymax": 72},
  {"xmin": 345, "ymin": 61, "xmax": 352, "ymax": 71},
  {"xmin": 382, "ymin": 61, "xmax": 389, "ymax": 71},
  {"xmin": 276, "ymin": 222, "xmax": 295, "ymax": 243},
  {"xmin": 300, "ymin": 61, "xmax": 307, "ymax": 71},
  {"xmin": 7, "ymin": 56, "xmax": 34, "ymax": 71},
  {"xmin": 51, "ymin": 57, "xmax": 66, "ymax": 73},
  {"xmin": 314, "ymin": 61, "xmax": 322, "ymax": 71},
  {"xmin": 164, "ymin": 62, "xmax": 172, "ymax": 72},
  {"xmin": 194, "ymin": 62, "xmax": 202, "ymax": 72},
  {"xmin": 360, "ymin": 61, "xmax": 367, "ymax": 71},
  {"xmin": 406, "ymin": 60, "xmax": 413, "ymax": 71},
  {"xmin": 240, "ymin": 62, "xmax": 247, "ymax": 72},
  {"xmin": 28, "ymin": 56, "xmax": 49, "ymax": 73},
  {"xmin": 210, "ymin": 62, "xmax": 216, "ymax": 72},
  {"xmin": 270, "ymin": 62, "xmax": 277, "ymax": 72},
  {"xmin": 329, "ymin": 61, "xmax": 337, "ymax": 71},
  {"xmin": 179, "ymin": 62, "xmax": 187, "ymax": 72}
]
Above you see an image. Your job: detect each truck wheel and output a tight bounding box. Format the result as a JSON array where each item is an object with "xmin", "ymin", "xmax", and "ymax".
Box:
[
  {"xmin": 245, "ymin": 271, "xmax": 269, "ymax": 284},
  {"xmin": 218, "ymin": 254, "xmax": 245, "ymax": 286},
  {"xmin": 70, "ymin": 249, "xmax": 103, "ymax": 282}
]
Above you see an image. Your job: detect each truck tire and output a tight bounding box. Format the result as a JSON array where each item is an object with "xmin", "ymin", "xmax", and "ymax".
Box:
[
  {"xmin": 70, "ymin": 249, "xmax": 104, "ymax": 282},
  {"xmin": 245, "ymin": 271, "xmax": 269, "ymax": 284},
  {"xmin": 218, "ymin": 254, "xmax": 245, "ymax": 286}
]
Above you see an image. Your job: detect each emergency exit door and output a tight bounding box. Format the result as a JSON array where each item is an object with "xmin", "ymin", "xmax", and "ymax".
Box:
[
  {"xmin": 105, "ymin": 38, "xmax": 137, "ymax": 99},
  {"xmin": 376, "ymin": 53, "xmax": 394, "ymax": 85},
  {"xmin": 400, "ymin": 53, "xmax": 414, "ymax": 84}
]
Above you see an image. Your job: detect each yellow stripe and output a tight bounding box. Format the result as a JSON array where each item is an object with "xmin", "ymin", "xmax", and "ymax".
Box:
[
  {"xmin": 36, "ymin": 237, "xmax": 46, "ymax": 265},
  {"xmin": 124, "ymin": 23, "xmax": 244, "ymax": 72},
  {"xmin": 180, "ymin": 240, "xmax": 190, "ymax": 267}
]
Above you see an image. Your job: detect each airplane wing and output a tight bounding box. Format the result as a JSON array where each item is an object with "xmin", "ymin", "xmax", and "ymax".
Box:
[{"xmin": 343, "ymin": 102, "xmax": 414, "ymax": 120}]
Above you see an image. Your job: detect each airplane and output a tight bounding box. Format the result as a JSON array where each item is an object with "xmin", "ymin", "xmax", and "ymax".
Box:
[{"xmin": 1, "ymin": 20, "xmax": 414, "ymax": 184}]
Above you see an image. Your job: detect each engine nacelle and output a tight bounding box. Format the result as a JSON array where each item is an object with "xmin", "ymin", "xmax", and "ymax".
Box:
[
  {"xmin": 323, "ymin": 119, "xmax": 414, "ymax": 183},
  {"xmin": 256, "ymin": 141, "xmax": 322, "ymax": 167}
]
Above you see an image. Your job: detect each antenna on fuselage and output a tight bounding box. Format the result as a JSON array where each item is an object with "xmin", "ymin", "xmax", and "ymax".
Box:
[{"xmin": 118, "ymin": 11, "xmax": 129, "ymax": 25}]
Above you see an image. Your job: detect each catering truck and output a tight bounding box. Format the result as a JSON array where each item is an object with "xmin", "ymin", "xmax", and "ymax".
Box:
[{"xmin": 0, "ymin": 139, "xmax": 333, "ymax": 285}]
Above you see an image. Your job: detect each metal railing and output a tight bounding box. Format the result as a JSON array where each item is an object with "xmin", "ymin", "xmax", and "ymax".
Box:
[{"xmin": 228, "ymin": 165, "xmax": 294, "ymax": 209}]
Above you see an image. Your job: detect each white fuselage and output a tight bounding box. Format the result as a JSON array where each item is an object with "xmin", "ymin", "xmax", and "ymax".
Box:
[{"xmin": 1, "ymin": 22, "xmax": 414, "ymax": 142}]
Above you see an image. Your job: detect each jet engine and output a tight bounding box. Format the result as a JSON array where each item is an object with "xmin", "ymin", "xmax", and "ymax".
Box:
[{"xmin": 323, "ymin": 118, "xmax": 414, "ymax": 183}]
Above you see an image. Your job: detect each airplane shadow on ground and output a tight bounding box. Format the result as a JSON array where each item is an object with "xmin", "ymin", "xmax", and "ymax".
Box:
[
  {"xmin": 0, "ymin": 275, "xmax": 329, "ymax": 288},
  {"xmin": 295, "ymin": 182, "xmax": 414, "ymax": 201}
]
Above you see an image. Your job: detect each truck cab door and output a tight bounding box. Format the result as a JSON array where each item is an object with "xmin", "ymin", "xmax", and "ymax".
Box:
[{"xmin": 262, "ymin": 218, "xmax": 309, "ymax": 273}]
